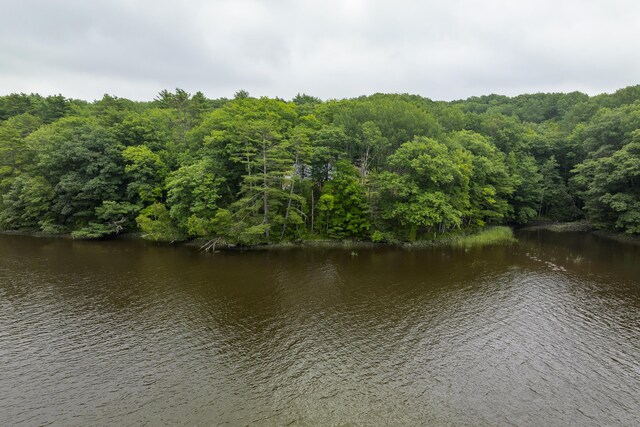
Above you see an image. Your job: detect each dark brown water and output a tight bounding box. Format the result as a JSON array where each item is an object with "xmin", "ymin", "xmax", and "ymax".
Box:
[{"xmin": 1, "ymin": 231, "xmax": 639, "ymax": 426}]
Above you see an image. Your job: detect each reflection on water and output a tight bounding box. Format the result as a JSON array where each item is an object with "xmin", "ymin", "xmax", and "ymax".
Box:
[{"xmin": 0, "ymin": 231, "xmax": 639, "ymax": 425}]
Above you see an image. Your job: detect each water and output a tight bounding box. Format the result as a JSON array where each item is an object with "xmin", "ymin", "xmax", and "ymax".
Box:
[{"xmin": 0, "ymin": 231, "xmax": 639, "ymax": 426}]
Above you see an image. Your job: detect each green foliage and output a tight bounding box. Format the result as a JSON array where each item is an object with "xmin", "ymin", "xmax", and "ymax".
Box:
[
  {"xmin": 317, "ymin": 161, "xmax": 370, "ymax": 238},
  {"xmin": 572, "ymin": 135, "xmax": 640, "ymax": 233},
  {"xmin": 371, "ymin": 230, "xmax": 385, "ymax": 243},
  {"xmin": 451, "ymin": 226, "xmax": 516, "ymax": 248},
  {"xmin": 136, "ymin": 203, "xmax": 182, "ymax": 242},
  {"xmin": 1, "ymin": 86, "xmax": 640, "ymax": 240},
  {"xmin": 449, "ymin": 131, "xmax": 514, "ymax": 226},
  {"xmin": 123, "ymin": 145, "xmax": 168, "ymax": 204},
  {"xmin": 71, "ymin": 199, "xmax": 140, "ymax": 239},
  {"xmin": 0, "ymin": 114, "xmax": 40, "ymax": 191},
  {"xmin": 71, "ymin": 223, "xmax": 116, "ymax": 239},
  {"xmin": 26, "ymin": 117, "xmax": 125, "ymax": 231},
  {"xmin": 166, "ymin": 160, "xmax": 222, "ymax": 236},
  {"xmin": 0, "ymin": 93, "xmax": 70, "ymax": 123},
  {"xmin": 201, "ymin": 97, "xmax": 301, "ymax": 242},
  {"xmin": 378, "ymin": 136, "xmax": 472, "ymax": 240},
  {"xmin": 114, "ymin": 110, "xmax": 172, "ymax": 152},
  {"xmin": 0, "ymin": 174, "xmax": 54, "ymax": 230},
  {"xmin": 505, "ymin": 153, "xmax": 543, "ymax": 224},
  {"xmin": 94, "ymin": 201, "xmax": 140, "ymax": 234},
  {"xmin": 538, "ymin": 156, "xmax": 579, "ymax": 220}
]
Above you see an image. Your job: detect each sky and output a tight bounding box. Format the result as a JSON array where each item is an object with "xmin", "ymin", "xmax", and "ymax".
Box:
[{"xmin": 1, "ymin": 0, "xmax": 639, "ymax": 102}]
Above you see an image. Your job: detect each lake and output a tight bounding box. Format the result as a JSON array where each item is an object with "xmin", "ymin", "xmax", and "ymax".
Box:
[{"xmin": 0, "ymin": 231, "xmax": 639, "ymax": 425}]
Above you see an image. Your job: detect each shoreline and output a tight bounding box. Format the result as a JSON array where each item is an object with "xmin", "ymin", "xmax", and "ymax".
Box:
[
  {"xmin": 518, "ymin": 221, "xmax": 594, "ymax": 233},
  {"xmin": 1, "ymin": 226, "xmax": 517, "ymax": 251},
  {"xmin": 519, "ymin": 221, "xmax": 640, "ymax": 245}
]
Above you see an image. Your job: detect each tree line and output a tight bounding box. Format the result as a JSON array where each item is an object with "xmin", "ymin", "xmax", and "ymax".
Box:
[{"xmin": 1, "ymin": 86, "xmax": 639, "ymax": 243}]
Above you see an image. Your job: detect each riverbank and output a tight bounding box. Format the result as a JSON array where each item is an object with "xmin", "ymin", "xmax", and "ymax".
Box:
[
  {"xmin": 189, "ymin": 226, "xmax": 517, "ymax": 251},
  {"xmin": 519, "ymin": 221, "xmax": 594, "ymax": 232},
  {"xmin": 520, "ymin": 221, "xmax": 640, "ymax": 245},
  {"xmin": 1, "ymin": 226, "xmax": 517, "ymax": 251},
  {"xmin": 592, "ymin": 230, "xmax": 640, "ymax": 245}
]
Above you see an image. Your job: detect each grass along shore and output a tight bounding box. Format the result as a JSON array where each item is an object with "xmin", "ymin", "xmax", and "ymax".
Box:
[
  {"xmin": 2, "ymin": 226, "xmax": 518, "ymax": 251},
  {"xmin": 449, "ymin": 226, "xmax": 516, "ymax": 248},
  {"xmin": 195, "ymin": 226, "xmax": 517, "ymax": 251},
  {"xmin": 519, "ymin": 221, "xmax": 594, "ymax": 232}
]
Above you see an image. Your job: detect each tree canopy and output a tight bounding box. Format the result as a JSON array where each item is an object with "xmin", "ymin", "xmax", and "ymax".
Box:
[{"xmin": 2, "ymin": 86, "xmax": 640, "ymax": 241}]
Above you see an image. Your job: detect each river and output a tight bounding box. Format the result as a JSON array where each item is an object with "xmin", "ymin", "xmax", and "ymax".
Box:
[{"xmin": 0, "ymin": 231, "xmax": 639, "ymax": 426}]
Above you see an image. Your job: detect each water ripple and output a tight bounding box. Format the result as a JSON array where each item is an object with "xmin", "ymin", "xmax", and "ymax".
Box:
[{"xmin": 0, "ymin": 234, "xmax": 639, "ymax": 425}]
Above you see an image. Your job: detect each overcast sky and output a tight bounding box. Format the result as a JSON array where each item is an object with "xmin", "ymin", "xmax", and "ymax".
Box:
[{"xmin": 1, "ymin": 0, "xmax": 639, "ymax": 101}]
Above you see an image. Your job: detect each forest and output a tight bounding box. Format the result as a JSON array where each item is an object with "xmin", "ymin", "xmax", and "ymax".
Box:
[{"xmin": 0, "ymin": 86, "xmax": 639, "ymax": 244}]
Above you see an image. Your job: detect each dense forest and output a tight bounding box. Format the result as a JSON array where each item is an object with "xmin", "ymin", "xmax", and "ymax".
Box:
[{"xmin": 1, "ymin": 86, "xmax": 639, "ymax": 244}]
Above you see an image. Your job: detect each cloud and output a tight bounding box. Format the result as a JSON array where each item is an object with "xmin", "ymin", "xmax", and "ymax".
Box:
[{"xmin": 0, "ymin": 0, "xmax": 638, "ymax": 101}]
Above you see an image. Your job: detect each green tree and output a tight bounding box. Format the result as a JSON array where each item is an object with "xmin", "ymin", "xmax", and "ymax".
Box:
[
  {"xmin": 229, "ymin": 119, "xmax": 294, "ymax": 241},
  {"xmin": 505, "ymin": 153, "xmax": 542, "ymax": 224},
  {"xmin": 317, "ymin": 160, "xmax": 370, "ymax": 238},
  {"xmin": 136, "ymin": 202, "xmax": 182, "ymax": 241},
  {"xmin": 538, "ymin": 156, "xmax": 578, "ymax": 220},
  {"xmin": 198, "ymin": 97, "xmax": 299, "ymax": 242},
  {"xmin": 26, "ymin": 117, "xmax": 125, "ymax": 232},
  {"xmin": 378, "ymin": 136, "xmax": 472, "ymax": 240},
  {"xmin": 165, "ymin": 160, "xmax": 222, "ymax": 237},
  {"xmin": 0, "ymin": 174, "xmax": 54, "ymax": 230},
  {"xmin": 572, "ymin": 133, "xmax": 640, "ymax": 233},
  {"xmin": 449, "ymin": 131, "xmax": 514, "ymax": 226},
  {"xmin": 123, "ymin": 145, "xmax": 168, "ymax": 205},
  {"xmin": 0, "ymin": 114, "xmax": 41, "ymax": 191}
]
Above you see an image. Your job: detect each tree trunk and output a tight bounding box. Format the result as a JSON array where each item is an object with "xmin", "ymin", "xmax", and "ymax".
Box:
[
  {"xmin": 262, "ymin": 138, "xmax": 269, "ymax": 239},
  {"xmin": 281, "ymin": 155, "xmax": 297, "ymax": 240},
  {"xmin": 360, "ymin": 145, "xmax": 370, "ymax": 185},
  {"xmin": 311, "ymin": 187, "xmax": 315, "ymax": 234}
]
